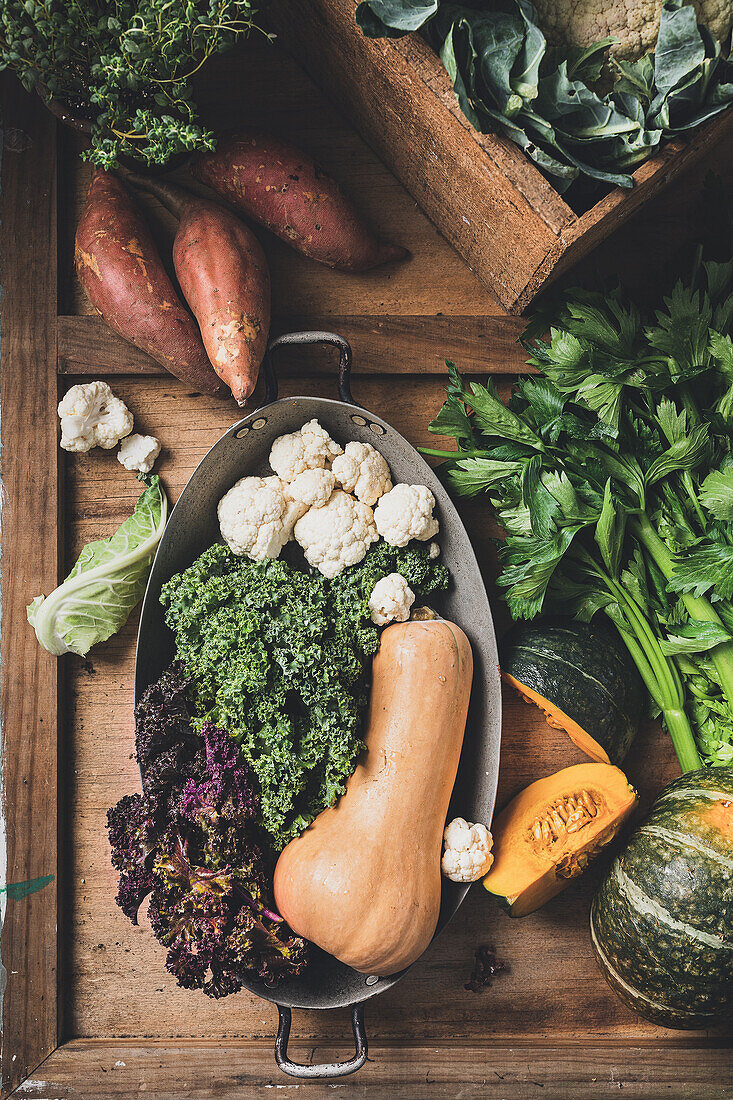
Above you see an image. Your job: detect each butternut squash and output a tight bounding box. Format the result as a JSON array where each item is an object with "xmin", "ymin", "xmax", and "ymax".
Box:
[{"xmin": 273, "ymin": 619, "xmax": 473, "ymax": 976}]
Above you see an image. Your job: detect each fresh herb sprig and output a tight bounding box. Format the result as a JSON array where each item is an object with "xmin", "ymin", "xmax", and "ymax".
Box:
[
  {"xmin": 0, "ymin": 0, "xmax": 260, "ymax": 168},
  {"xmin": 426, "ymin": 252, "xmax": 733, "ymax": 770}
]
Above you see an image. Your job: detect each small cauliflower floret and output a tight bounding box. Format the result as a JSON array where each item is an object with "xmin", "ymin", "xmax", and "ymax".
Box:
[
  {"xmin": 294, "ymin": 490, "xmax": 377, "ymax": 579},
  {"xmin": 374, "ymin": 483, "xmax": 439, "ymax": 547},
  {"xmin": 218, "ymin": 475, "xmax": 306, "ymax": 560},
  {"xmin": 58, "ymin": 380, "xmax": 133, "ymax": 453},
  {"xmin": 287, "ymin": 467, "xmax": 335, "ymax": 509},
  {"xmin": 368, "ymin": 573, "xmax": 415, "ymax": 626},
  {"xmin": 269, "ymin": 418, "xmax": 342, "ymax": 482},
  {"xmin": 428, "ymin": 541, "xmax": 440, "ymax": 560},
  {"xmin": 331, "ymin": 441, "xmax": 392, "ymax": 505},
  {"xmin": 441, "ymin": 818, "xmax": 494, "ymax": 883},
  {"xmin": 117, "ymin": 433, "xmax": 161, "ymax": 475}
]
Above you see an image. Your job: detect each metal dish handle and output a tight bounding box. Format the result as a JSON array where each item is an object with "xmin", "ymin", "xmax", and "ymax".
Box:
[
  {"xmin": 263, "ymin": 331, "xmax": 356, "ymax": 405},
  {"xmin": 275, "ymin": 1004, "xmax": 367, "ymax": 1079}
]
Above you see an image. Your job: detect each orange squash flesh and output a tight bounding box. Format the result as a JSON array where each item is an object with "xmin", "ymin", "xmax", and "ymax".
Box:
[
  {"xmin": 274, "ymin": 619, "xmax": 472, "ymax": 976},
  {"xmin": 483, "ymin": 763, "xmax": 638, "ymax": 917},
  {"xmin": 502, "ymin": 673, "xmax": 611, "ymax": 763}
]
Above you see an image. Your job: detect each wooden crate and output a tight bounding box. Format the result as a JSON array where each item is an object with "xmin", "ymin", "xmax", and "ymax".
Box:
[
  {"xmin": 267, "ymin": 0, "xmax": 733, "ymax": 313},
  {"xmin": 1, "ymin": 38, "xmax": 732, "ymax": 1100}
]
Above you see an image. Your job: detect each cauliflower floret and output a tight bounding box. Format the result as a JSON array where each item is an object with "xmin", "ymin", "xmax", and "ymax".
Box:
[
  {"xmin": 441, "ymin": 818, "xmax": 494, "ymax": 883},
  {"xmin": 368, "ymin": 573, "xmax": 415, "ymax": 626},
  {"xmin": 287, "ymin": 467, "xmax": 335, "ymax": 509},
  {"xmin": 374, "ymin": 484, "xmax": 439, "ymax": 547},
  {"xmin": 218, "ymin": 475, "xmax": 306, "ymax": 560},
  {"xmin": 331, "ymin": 441, "xmax": 393, "ymax": 505},
  {"xmin": 117, "ymin": 433, "xmax": 161, "ymax": 475},
  {"xmin": 58, "ymin": 381, "xmax": 133, "ymax": 453},
  {"xmin": 428, "ymin": 541, "xmax": 440, "ymax": 560},
  {"xmin": 294, "ymin": 490, "xmax": 378, "ymax": 578},
  {"xmin": 269, "ymin": 418, "xmax": 342, "ymax": 482}
]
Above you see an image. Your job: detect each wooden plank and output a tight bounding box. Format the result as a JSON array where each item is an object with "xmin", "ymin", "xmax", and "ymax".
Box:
[
  {"xmin": 0, "ymin": 81, "xmax": 60, "ymax": 1096},
  {"xmin": 265, "ymin": 0, "xmax": 565, "ymax": 309},
  {"xmin": 12, "ymin": 1038, "xmax": 733, "ymax": 1098},
  {"xmin": 61, "ymin": 376, "xmax": 696, "ymax": 1043},
  {"xmin": 57, "ymin": 315, "xmax": 528, "ymax": 376}
]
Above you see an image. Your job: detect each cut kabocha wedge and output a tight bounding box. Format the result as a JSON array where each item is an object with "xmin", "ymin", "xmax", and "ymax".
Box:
[
  {"xmin": 500, "ymin": 621, "xmax": 645, "ymax": 765},
  {"xmin": 483, "ymin": 763, "xmax": 638, "ymax": 917}
]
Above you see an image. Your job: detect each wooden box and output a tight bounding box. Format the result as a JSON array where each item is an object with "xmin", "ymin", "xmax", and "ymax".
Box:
[{"xmin": 267, "ymin": 0, "xmax": 733, "ymax": 312}]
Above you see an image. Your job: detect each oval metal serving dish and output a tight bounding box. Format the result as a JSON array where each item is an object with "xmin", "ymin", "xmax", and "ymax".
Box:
[{"xmin": 135, "ymin": 332, "xmax": 502, "ymax": 1079}]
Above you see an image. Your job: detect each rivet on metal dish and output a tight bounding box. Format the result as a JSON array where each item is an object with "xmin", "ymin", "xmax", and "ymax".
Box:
[
  {"xmin": 369, "ymin": 422, "xmax": 386, "ymax": 435},
  {"xmin": 235, "ymin": 426, "xmax": 251, "ymax": 438},
  {"xmin": 365, "ymin": 975, "xmax": 379, "ymax": 986},
  {"xmin": 252, "ymin": 418, "xmax": 268, "ymax": 429},
  {"xmin": 351, "ymin": 414, "xmax": 367, "ymax": 426}
]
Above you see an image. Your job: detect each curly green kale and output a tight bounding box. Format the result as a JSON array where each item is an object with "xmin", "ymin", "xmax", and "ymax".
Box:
[{"xmin": 160, "ymin": 541, "xmax": 448, "ymax": 850}]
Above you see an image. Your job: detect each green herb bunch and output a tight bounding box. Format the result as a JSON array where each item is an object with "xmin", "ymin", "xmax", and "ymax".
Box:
[
  {"xmin": 356, "ymin": 0, "xmax": 733, "ymax": 200},
  {"xmin": 426, "ymin": 250, "xmax": 733, "ymax": 771},
  {"xmin": 0, "ymin": 0, "xmax": 260, "ymax": 168}
]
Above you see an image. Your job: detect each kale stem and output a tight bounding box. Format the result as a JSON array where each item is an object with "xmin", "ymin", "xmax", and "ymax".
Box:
[{"xmin": 631, "ymin": 513, "xmax": 733, "ymax": 712}]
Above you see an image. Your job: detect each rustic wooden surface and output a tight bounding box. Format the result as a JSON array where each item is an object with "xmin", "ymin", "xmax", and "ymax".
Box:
[
  {"xmin": 11, "ymin": 1039, "xmax": 733, "ymax": 1099},
  {"xmin": 1, "ymin": 30, "xmax": 732, "ymax": 1099},
  {"xmin": 0, "ymin": 82, "xmax": 60, "ymax": 1097},
  {"xmin": 267, "ymin": 0, "xmax": 733, "ymax": 312}
]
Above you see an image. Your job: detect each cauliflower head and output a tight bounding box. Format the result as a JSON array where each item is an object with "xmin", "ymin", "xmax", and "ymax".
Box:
[
  {"xmin": 374, "ymin": 484, "xmax": 439, "ymax": 547},
  {"xmin": 368, "ymin": 572, "xmax": 415, "ymax": 625},
  {"xmin": 58, "ymin": 381, "xmax": 133, "ymax": 453},
  {"xmin": 294, "ymin": 490, "xmax": 378, "ymax": 578},
  {"xmin": 218, "ymin": 475, "xmax": 306, "ymax": 560},
  {"xmin": 532, "ymin": 0, "xmax": 732, "ymax": 61},
  {"xmin": 117, "ymin": 433, "xmax": 161, "ymax": 475},
  {"xmin": 269, "ymin": 418, "xmax": 343, "ymax": 482},
  {"xmin": 287, "ymin": 467, "xmax": 335, "ymax": 509},
  {"xmin": 331, "ymin": 441, "xmax": 393, "ymax": 505},
  {"xmin": 441, "ymin": 818, "xmax": 494, "ymax": 883}
]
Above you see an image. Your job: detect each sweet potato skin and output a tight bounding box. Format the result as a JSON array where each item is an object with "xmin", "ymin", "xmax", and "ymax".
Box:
[
  {"xmin": 75, "ymin": 171, "xmax": 224, "ymax": 395},
  {"xmin": 191, "ymin": 131, "xmax": 408, "ymax": 272},
  {"xmin": 171, "ymin": 194, "xmax": 271, "ymax": 405}
]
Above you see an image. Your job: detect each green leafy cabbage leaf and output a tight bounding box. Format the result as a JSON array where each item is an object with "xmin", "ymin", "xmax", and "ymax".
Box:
[{"xmin": 27, "ymin": 476, "xmax": 168, "ymax": 656}]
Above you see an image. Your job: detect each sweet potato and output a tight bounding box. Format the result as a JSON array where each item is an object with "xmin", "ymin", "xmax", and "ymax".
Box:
[
  {"xmin": 126, "ymin": 174, "xmax": 270, "ymax": 406},
  {"xmin": 75, "ymin": 171, "xmax": 224, "ymax": 396},
  {"xmin": 190, "ymin": 131, "xmax": 408, "ymax": 272}
]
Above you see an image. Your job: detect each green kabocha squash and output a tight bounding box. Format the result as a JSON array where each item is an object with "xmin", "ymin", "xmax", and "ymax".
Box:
[
  {"xmin": 590, "ymin": 766, "xmax": 733, "ymax": 1029},
  {"xmin": 500, "ymin": 621, "xmax": 645, "ymax": 765}
]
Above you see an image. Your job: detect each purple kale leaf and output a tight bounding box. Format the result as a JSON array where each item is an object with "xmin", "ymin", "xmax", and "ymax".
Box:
[
  {"xmin": 178, "ymin": 721, "xmax": 258, "ymax": 830},
  {"xmin": 108, "ymin": 663, "xmax": 308, "ymax": 996},
  {"xmin": 149, "ymin": 822, "xmax": 308, "ymax": 997},
  {"xmin": 106, "ymin": 793, "xmax": 158, "ymax": 923},
  {"xmin": 135, "ymin": 660, "xmax": 199, "ymax": 772}
]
